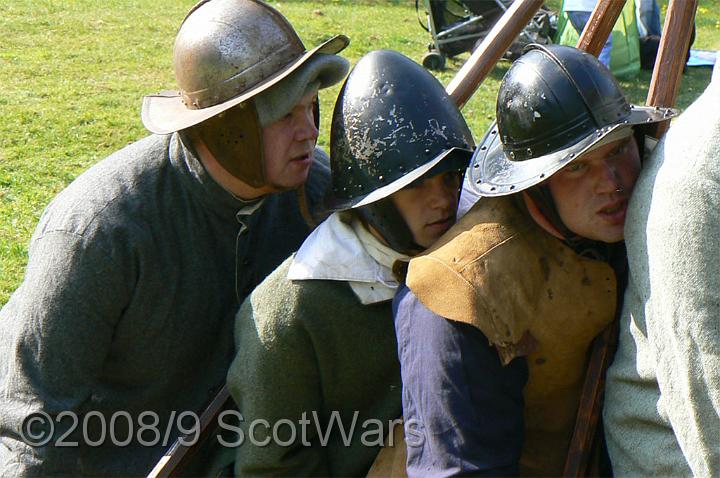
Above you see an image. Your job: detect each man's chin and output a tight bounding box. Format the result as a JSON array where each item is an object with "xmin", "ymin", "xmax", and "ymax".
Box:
[
  {"xmin": 266, "ymin": 171, "xmax": 311, "ymax": 192},
  {"xmin": 587, "ymin": 228, "xmax": 625, "ymax": 244}
]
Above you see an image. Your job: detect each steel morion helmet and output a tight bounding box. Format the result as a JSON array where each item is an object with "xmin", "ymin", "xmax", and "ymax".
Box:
[
  {"xmin": 327, "ymin": 50, "xmax": 475, "ymax": 254},
  {"xmin": 141, "ymin": 0, "xmax": 349, "ymax": 187},
  {"xmin": 469, "ymin": 44, "xmax": 677, "ymax": 196}
]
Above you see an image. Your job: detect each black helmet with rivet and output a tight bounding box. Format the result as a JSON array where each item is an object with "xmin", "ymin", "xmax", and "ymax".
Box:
[
  {"xmin": 469, "ymin": 44, "xmax": 677, "ymax": 197},
  {"xmin": 326, "ymin": 49, "xmax": 474, "ymax": 254}
]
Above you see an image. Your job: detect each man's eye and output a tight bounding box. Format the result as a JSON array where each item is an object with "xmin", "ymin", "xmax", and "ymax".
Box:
[{"xmin": 564, "ymin": 162, "xmax": 585, "ymax": 173}]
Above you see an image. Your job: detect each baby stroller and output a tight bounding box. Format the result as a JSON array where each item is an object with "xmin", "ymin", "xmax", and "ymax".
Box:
[{"xmin": 417, "ymin": 0, "xmax": 555, "ymax": 70}]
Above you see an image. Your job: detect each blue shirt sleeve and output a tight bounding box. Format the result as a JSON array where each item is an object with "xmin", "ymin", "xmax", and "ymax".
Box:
[{"xmin": 393, "ymin": 286, "xmax": 528, "ymax": 477}]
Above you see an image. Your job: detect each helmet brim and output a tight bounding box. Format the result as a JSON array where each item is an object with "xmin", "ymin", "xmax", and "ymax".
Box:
[
  {"xmin": 469, "ymin": 105, "xmax": 677, "ymax": 197},
  {"xmin": 141, "ymin": 34, "xmax": 349, "ymax": 135},
  {"xmin": 325, "ymin": 146, "xmax": 474, "ymax": 212}
]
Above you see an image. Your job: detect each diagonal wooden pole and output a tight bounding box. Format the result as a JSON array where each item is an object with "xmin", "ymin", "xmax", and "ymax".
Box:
[
  {"xmin": 446, "ymin": 0, "xmax": 544, "ymax": 108},
  {"xmin": 575, "ymin": 0, "xmax": 626, "ymax": 56},
  {"xmin": 646, "ymin": 0, "xmax": 698, "ymax": 138},
  {"xmin": 147, "ymin": 386, "xmax": 232, "ymax": 478},
  {"xmin": 446, "ymin": 0, "xmax": 628, "ymax": 110}
]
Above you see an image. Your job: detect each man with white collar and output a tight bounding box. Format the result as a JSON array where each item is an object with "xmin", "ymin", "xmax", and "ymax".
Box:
[
  {"xmin": 0, "ymin": 0, "xmax": 348, "ymax": 475},
  {"xmin": 604, "ymin": 60, "xmax": 720, "ymax": 478},
  {"xmin": 227, "ymin": 50, "xmax": 474, "ymax": 477}
]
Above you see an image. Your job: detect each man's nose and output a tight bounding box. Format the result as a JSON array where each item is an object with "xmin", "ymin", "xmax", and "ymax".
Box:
[
  {"xmin": 426, "ymin": 175, "xmax": 457, "ymax": 210},
  {"xmin": 596, "ymin": 161, "xmax": 623, "ymax": 193},
  {"xmin": 296, "ymin": 109, "xmax": 319, "ymax": 143}
]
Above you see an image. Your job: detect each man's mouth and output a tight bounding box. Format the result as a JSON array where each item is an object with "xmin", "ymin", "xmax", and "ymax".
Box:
[
  {"xmin": 597, "ymin": 199, "xmax": 628, "ymax": 224},
  {"xmin": 426, "ymin": 216, "xmax": 454, "ymax": 234},
  {"xmin": 290, "ymin": 152, "xmax": 313, "ymax": 162}
]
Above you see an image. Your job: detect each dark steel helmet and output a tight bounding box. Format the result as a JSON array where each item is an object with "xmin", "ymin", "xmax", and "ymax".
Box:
[
  {"xmin": 327, "ymin": 50, "xmax": 474, "ymax": 254},
  {"xmin": 141, "ymin": 0, "xmax": 349, "ymax": 187},
  {"xmin": 469, "ymin": 44, "xmax": 677, "ymax": 196}
]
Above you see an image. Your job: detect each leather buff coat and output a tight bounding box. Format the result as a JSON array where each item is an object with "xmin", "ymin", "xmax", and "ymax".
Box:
[{"xmin": 405, "ymin": 195, "xmax": 617, "ymax": 476}]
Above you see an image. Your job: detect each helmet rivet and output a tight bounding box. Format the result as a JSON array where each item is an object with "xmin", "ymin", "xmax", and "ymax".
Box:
[
  {"xmin": 473, "ymin": 163, "xmax": 479, "ymax": 168},
  {"xmin": 476, "ymin": 179, "xmax": 481, "ymax": 184},
  {"xmin": 491, "ymin": 186, "xmax": 496, "ymax": 191},
  {"xmin": 424, "ymin": 148, "xmax": 431, "ymax": 155},
  {"xmin": 481, "ymin": 146, "xmax": 487, "ymax": 151},
  {"xmin": 540, "ymin": 173, "xmax": 545, "ymax": 179},
  {"xmin": 491, "ymin": 130, "xmax": 497, "ymax": 135},
  {"xmin": 398, "ymin": 165, "xmax": 405, "ymax": 172},
  {"xmin": 379, "ymin": 175, "xmax": 384, "ymax": 181},
  {"xmin": 347, "ymin": 166, "xmax": 352, "ymax": 171},
  {"xmin": 509, "ymin": 185, "xmax": 515, "ymax": 190},
  {"xmin": 646, "ymin": 118, "xmax": 652, "ymax": 123},
  {"xmin": 570, "ymin": 153, "xmax": 575, "ymax": 158}
]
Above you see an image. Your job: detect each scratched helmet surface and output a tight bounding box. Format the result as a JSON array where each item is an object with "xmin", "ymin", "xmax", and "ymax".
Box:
[
  {"xmin": 328, "ymin": 49, "xmax": 474, "ymax": 210},
  {"xmin": 326, "ymin": 50, "xmax": 474, "ymax": 254},
  {"xmin": 469, "ymin": 44, "xmax": 677, "ymax": 197}
]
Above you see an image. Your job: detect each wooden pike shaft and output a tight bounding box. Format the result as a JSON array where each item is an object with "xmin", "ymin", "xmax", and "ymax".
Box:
[
  {"xmin": 646, "ymin": 0, "xmax": 698, "ymax": 138},
  {"xmin": 575, "ymin": 0, "xmax": 625, "ymax": 56},
  {"xmin": 147, "ymin": 386, "xmax": 231, "ymax": 478},
  {"xmin": 446, "ymin": 0, "xmax": 544, "ymax": 108}
]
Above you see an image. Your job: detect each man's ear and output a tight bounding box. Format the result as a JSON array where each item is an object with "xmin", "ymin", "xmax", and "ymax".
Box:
[{"xmin": 522, "ymin": 192, "xmax": 565, "ymax": 241}]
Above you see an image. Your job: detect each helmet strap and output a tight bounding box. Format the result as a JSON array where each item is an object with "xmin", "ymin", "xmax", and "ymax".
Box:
[{"xmin": 355, "ymin": 199, "xmax": 423, "ymax": 256}]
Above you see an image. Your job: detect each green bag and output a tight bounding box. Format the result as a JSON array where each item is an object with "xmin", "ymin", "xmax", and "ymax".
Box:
[{"xmin": 555, "ymin": 0, "xmax": 641, "ymax": 79}]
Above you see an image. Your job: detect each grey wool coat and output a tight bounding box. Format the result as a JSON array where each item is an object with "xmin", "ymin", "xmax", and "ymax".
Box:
[
  {"xmin": 0, "ymin": 132, "xmax": 329, "ymax": 477},
  {"xmin": 604, "ymin": 66, "xmax": 720, "ymax": 477}
]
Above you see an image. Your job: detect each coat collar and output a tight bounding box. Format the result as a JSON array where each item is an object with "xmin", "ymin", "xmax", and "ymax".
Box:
[{"xmin": 288, "ymin": 212, "xmax": 409, "ymax": 304}]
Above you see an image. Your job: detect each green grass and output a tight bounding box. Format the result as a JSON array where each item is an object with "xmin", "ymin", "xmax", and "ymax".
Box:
[{"xmin": 1, "ymin": 0, "xmax": 718, "ymax": 305}]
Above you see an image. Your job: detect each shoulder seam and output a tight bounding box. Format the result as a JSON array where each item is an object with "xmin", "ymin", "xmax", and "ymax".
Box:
[{"xmin": 458, "ymin": 232, "xmax": 520, "ymax": 274}]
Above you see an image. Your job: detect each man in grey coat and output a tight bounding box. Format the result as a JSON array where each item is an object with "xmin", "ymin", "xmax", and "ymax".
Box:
[
  {"xmin": 604, "ymin": 62, "xmax": 720, "ymax": 476},
  {"xmin": 0, "ymin": 0, "xmax": 348, "ymax": 476}
]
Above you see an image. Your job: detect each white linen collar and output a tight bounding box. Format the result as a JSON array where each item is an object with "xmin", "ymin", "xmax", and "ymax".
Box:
[{"xmin": 287, "ymin": 212, "xmax": 409, "ymax": 305}]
